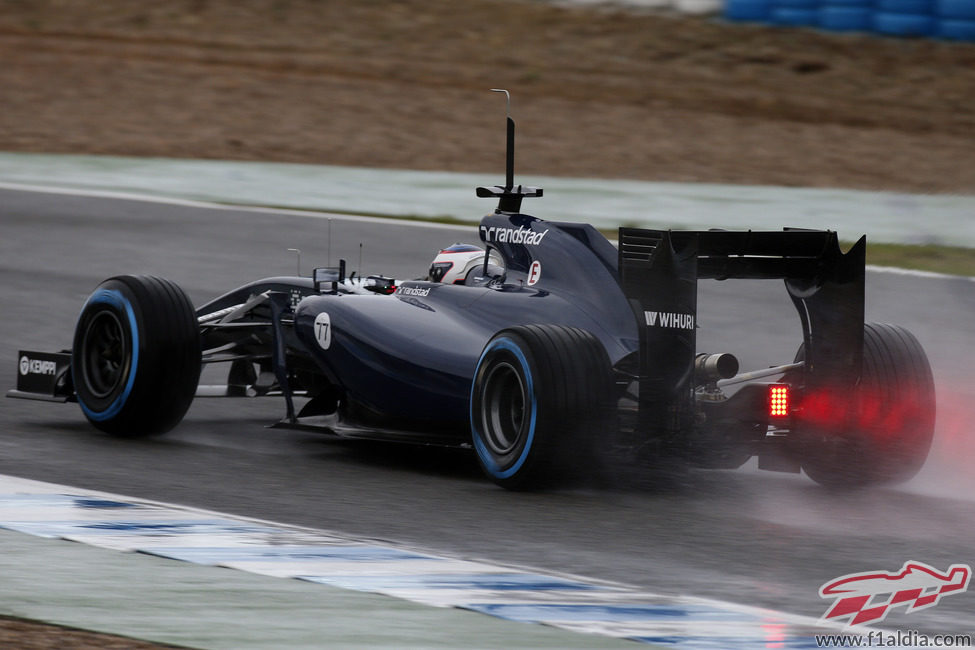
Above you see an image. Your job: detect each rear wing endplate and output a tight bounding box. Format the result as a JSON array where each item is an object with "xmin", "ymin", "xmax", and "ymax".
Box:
[{"xmin": 618, "ymin": 228, "xmax": 865, "ymax": 438}]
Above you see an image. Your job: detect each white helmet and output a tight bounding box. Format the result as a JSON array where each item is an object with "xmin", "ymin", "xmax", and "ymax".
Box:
[{"xmin": 428, "ymin": 244, "xmax": 485, "ymax": 284}]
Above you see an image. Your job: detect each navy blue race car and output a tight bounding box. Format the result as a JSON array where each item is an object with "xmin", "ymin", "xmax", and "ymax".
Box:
[{"xmin": 10, "ymin": 108, "xmax": 935, "ymax": 490}]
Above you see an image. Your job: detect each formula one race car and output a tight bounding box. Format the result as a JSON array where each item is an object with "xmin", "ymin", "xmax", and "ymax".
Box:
[{"xmin": 9, "ymin": 103, "xmax": 936, "ymax": 490}]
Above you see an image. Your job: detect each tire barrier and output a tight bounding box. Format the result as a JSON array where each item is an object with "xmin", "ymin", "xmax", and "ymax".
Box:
[
  {"xmin": 875, "ymin": 0, "xmax": 932, "ymax": 12},
  {"xmin": 818, "ymin": 5, "xmax": 871, "ymax": 30},
  {"xmin": 726, "ymin": 0, "xmax": 975, "ymax": 40},
  {"xmin": 937, "ymin": 18, "xmax": 975, "ymax": 39},
  {"xmin": 873, "ymin": 10, "xmax": 936, "ymax": 36},
  {"xmin": 937, "ymin": 0, "xmax": 975, "ymax": 19},
  {"xmin": 771, "ymin": 6, "xmax": 817, "ymax": 24},
  {"xmin": 725, "ymin": 0, "xmax": 772, "ymax": 19}
]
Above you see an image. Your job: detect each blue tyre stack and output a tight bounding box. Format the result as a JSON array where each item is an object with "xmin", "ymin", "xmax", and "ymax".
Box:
[
  {"xmin": 771, "ymin": 0, "xmax": 818, "ymax": 26},
  {"xmin": 936, "ymin": 0, "xmax": 975, "ymax": 40},
  {"xmin": 872, "ymin": 0, "xmax": 936, "ymax": 36},
  {"xmin": 726, "ymin": 0, "xmax": 774, "ymax": 21},
  {"xmin": 725, "ymin": 0, "xmax": 975, "ymax": 41},
  {"xmin": 818, "ymin": 0, "xmax": 872, "ymax": 31}
]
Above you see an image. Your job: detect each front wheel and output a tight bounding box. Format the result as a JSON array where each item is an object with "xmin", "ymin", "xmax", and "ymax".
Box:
[
  {"xmin": 470, "ymin": 324, "xmax": 612, "ymax": 490},
  {"xmin": 800, "ymin": 323, "xmax": 936, "ymax": 488},
  {"xmin": 72, "ymin": 275, "xmax": 201, "ymax": 436}
]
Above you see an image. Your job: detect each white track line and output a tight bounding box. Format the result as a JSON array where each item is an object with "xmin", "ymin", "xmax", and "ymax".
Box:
[
  {"xmin": 0, "ymin": 181, "xmax": 474, "ymax": 231},
  {"xmin": 2, "ymin": 180, "xmax": 970, "ymax": 282}
]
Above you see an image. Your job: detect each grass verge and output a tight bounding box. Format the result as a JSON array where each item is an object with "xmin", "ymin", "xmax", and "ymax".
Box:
[{"xmin": 859, "ymin": 242, "xmax": 975, "ymax": 277}]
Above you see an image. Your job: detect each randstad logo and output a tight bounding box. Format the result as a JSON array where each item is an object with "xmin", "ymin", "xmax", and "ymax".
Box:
[
  {"xmin": 397, "ymin": 285, "xmax": 431, "ymax": 298},
  {"xmin": 480, "ymin": 225, "xmax": 548, "ymax": 246}
]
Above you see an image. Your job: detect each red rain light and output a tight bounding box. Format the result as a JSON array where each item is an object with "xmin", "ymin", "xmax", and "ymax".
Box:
[{"xmin": 769, "ymin": 384, "xmax": 790, "ymax": 418}]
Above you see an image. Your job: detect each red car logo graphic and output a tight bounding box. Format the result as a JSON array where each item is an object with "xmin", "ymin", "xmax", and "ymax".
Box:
[{"xmin": 820, "ymin": 561, "xmax": 971, "ymax": 626}]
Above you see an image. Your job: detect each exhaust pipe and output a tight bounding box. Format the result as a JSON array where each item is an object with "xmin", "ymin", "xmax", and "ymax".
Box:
[{"xmin": 695, "ymin": 353, "xmax": 739, "ymax": 384}]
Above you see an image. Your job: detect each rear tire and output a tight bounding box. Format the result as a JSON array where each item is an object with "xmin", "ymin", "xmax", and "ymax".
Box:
[
  {"xmin": 801, "ymin": 323, "xmax": 935, "ymax": 488},
  {"xmin": 470, "ymin": 325, "xmax": 612, "ymax": 490},
  {"xmin": 72, "ymin": 275, "xmax": 201, "ymax": 436}
]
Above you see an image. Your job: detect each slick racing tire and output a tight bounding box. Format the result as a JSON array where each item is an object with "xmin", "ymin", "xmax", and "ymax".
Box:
[
  {"xmin": 800, "ymin": 323, "xmax": 935, "ymax": 488},
  {"xmin": 470, "ymin": 324, "xmax": 612, "ymax": 490},
  {"xmin": 72, "ymin": 275, "xmax": 201, "ymax": 436}
]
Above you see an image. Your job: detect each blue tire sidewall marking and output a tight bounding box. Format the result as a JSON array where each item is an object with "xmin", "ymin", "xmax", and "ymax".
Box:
[
  {"xmin": 74, "ymin": 288, "xmax": 140, "ymax": 422},
  {"xmin": 470, "ymin": 337, "xmax": 537, "ymax": 480}
]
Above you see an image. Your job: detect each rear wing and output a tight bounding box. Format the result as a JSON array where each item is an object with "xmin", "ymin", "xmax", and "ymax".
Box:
[{"xmin": 618, "ymin": 228, "xmax": 865, "ymax": 438}]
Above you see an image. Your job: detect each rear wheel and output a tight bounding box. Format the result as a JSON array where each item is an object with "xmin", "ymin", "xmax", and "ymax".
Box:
[
  {"xmin": 72, "ymin": 275, "xmax": 201, "ymax": 436},
  {"xmin": 800, "ymin": 323, "xmax": 935, "ymax": 488},
  {"xmin": 470, "ymin": 325, "xmax": 612, "ymax": 490}
]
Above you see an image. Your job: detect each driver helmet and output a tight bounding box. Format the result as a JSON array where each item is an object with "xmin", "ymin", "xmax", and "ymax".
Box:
[{"xmin": 428, "ymin": 243, "xmax": 485, "ymax": 284}]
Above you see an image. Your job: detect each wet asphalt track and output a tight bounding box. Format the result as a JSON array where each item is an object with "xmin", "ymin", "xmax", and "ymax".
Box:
[{"xmin": 2, "ymin": 187, "xmax": 975, "ymax": 636}]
